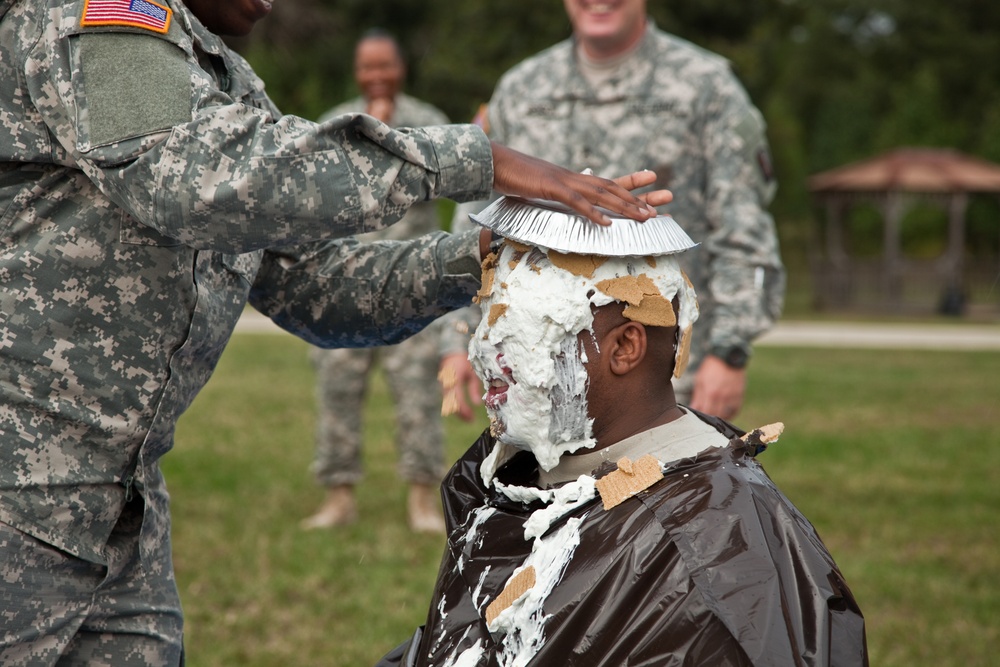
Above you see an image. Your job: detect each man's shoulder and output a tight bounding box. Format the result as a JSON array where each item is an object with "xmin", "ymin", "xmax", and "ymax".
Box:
[
  {"xmin": 647, "ymin": 27, "xmax": 732, "ymax": 75},
  {"xmin": 495, "ymin": 38, "xmax": 575, "ymax": 94},
  {"xmin": 317, "ymin": 97, "xmax": 365, "ymax": 123},
  {"xmin": 394, "ymin": 93, "xmax": 449, "ymax": 126},
  {"xmin": 318, "ymin": 94, "xmax": 448, "ymax": 127}
]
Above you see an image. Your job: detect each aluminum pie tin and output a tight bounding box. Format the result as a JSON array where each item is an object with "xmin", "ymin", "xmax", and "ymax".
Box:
[{"xmin": 469, "ymin": 196, "xmax": 698, "ymax": 257}]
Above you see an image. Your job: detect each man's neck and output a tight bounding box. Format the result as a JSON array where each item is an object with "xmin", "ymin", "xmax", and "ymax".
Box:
[
  {"xmin": 576, "ymin": 18, "xmax": 647, "ymax": 62},
  {"xmin": 585, "ymin": 401, "xmax": 685, "ymax": 455},
  {"xmin": 575, "ymin": 24, "xmax": 646, "ymax": 89},
  {"xmin": 537, "ymin": 408, "xmax": 729, "ymax": 488}
]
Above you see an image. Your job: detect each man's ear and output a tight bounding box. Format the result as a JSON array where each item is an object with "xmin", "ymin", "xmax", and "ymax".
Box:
[{"xmin": 608, "ymin": 321, "xmax": 647, "ymax": 376}]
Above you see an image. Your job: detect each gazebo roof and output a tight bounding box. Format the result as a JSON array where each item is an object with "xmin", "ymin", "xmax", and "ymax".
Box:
[{"xmin": 808, "ymin": 148, "xmax": 1000, "ymax": 194}]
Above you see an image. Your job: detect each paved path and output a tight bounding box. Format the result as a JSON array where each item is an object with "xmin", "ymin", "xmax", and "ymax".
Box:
[
  {"xmin": 755, "ymin": 320, "xmax": 1000, "ymax": 350},
  {"xmin": 235, "ymin": 310, "xmax": 1000, "ymax": 351}
]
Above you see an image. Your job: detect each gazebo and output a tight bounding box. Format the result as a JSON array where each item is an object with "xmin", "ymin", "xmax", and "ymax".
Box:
[{"xmin": 808, "ymin": 148, "xmax": 1000, "ymax": 315}]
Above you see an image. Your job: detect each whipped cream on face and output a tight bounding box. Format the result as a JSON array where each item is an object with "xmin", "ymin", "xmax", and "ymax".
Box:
[
  {"xmin": 470, "ymin": 243, "xmax": 697, "ymax": 472},
  {"xmin": 471, "ymin": 247, "xmax": 596, "ymax": 470}
]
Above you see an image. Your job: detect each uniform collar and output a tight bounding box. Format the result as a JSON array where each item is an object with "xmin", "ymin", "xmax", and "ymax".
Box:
[{"xmin": 566, "ymin": 19, "xmax": 659, "ymax": 99}]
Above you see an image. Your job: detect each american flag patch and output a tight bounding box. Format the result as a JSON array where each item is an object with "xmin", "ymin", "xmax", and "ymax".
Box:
[{"xmin": 81, "ymin": 0, "xmax": 172, "ymax": 34}]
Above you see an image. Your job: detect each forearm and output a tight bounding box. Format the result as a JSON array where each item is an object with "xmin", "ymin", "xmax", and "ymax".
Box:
[
  {"xmin": 249, "ymin": 229, "xmax": 483, "ymax": 348},
  {"xmin": 702, "ymin": 93, "xmax": 785, "ymax": 348},
  {"xmin": 706, "ymin": 252, "xmax": 785, "ymax": 350}
]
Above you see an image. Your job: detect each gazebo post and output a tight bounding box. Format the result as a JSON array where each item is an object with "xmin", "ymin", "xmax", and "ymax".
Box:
[
  {"xmin": 939, "ymin": 192, "xmax": 969, "ymax": 314},
  {"xmin": 882, "ymin": 192, "xmax": 904, "ymax": 310},
  {"xmin": 825, "ymin": 195, "xmax": 850, "ymax": 306}
]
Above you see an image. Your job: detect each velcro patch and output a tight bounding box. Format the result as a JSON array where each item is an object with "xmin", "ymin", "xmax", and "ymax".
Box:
[
  {"xmin": 595, "ymin": 455, "xmax": 663, "ymax": 510},
  {"xmin": 77, "ymin": 32, "xmax": 191, "ymax": 150},
  {"xmin": 81, "ymin": 0, "xmax": 172, "ymax": 34}
]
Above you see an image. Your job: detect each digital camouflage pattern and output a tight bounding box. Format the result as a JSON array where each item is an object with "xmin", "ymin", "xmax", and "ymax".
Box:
[
  {"xmin": 310, "ymin": 94, "xmax": 451, "ymax": 488},
  {"xmin": 0, "ymin": 0, "xmax": 491, "ymax": 661},
  {"xmin": 0, "ymin": 501, "xmax": 183, "ymax": 666},
  {"xmin": 318, "ymin": 93, "xmax": 450, "ymax": 244},
  {"xmin": 444, "ymin": 22, "xmax": 785, "ymax": 393},
  {"xmin": 310, "ymin": 329, "xmax": 445, "ymax": 487}
]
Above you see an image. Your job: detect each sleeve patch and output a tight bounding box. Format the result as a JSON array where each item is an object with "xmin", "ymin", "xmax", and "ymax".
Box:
[
  {"xmin": 78, "ymin": 32, "xmax": 191, "ymax": 150},
  {"xmin": 81, "ymin": 0, "xmax": 172, "ymax": 34}
]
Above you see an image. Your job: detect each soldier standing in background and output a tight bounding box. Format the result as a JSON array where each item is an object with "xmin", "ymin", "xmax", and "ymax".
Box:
[
  {"xmin": 0, "ymin": 0, "xmax": 668, "ymax": 662},
  {"xmin": 303, "ymin": 30, "xmax": 450, "ymax": 533},
  {"xmin": 440, "ymin": 0, "xmax": 785, "ymax": 422}
]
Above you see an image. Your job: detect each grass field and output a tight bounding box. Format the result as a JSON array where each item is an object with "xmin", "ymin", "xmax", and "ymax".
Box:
[{"xmin": 167, "ymin": 332, "xmax": 1000, "ymax": 666}]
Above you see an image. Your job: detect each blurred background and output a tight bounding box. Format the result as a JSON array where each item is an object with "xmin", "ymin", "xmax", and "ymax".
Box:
[
  {"xmin": 226, "ymin": 0, "xmax": 1000, "ymax": 319},
  {"xmin": 165, "ymin": 2, "xmax": 1000, "ymax": 665}
]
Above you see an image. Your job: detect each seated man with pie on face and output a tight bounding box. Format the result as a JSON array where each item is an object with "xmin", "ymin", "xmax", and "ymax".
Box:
[{"xmin": 378, "ymin": 197, "xmax": 868, "ymax": 667}]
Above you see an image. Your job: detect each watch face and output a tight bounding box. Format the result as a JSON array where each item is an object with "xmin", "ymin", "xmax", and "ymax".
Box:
[
  {"xmin": 714, "ymin": 345, "xmax": 748, "ymax": 369},
  {"xmin": 726, "ymin": 348, "xmax": 749, "ymax": 368}
]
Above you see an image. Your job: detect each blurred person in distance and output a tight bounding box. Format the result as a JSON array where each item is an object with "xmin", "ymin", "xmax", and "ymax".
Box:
[
  {"xmin": 303, "ymin": 30, "xmax": 452, "ymax": 534},
  {"xmin": 439, "ymin": 0, "xmax": 785, "ymax": 423}
]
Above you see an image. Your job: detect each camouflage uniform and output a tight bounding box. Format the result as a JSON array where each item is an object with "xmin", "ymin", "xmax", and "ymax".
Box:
[
  {"xmin": 444, "ymin": 21, "xmax": 784, "ymax": 399},
  {"xmin": 310, "ymin": 94, "xmax": 450, "ymax": 488},
  {"xmin": 0, "ymin": 1, "xmax": 492, "ymax": 664}
]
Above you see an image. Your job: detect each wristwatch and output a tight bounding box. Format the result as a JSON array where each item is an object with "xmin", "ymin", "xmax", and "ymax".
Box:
[{"xmin": 710, "ymin": 344, "xmax": 750, "ymax": 369}]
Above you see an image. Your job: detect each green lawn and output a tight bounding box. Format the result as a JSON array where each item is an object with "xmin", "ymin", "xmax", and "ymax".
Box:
[{"xmin": 167, "ymin": 334, "xmax": 1000, "ymax": 666}]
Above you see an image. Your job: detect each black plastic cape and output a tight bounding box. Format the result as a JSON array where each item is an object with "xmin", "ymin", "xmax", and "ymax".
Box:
[{"xmin": 378, "ymin": 413, "xmax": 867, "ymax": 666}]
